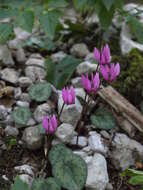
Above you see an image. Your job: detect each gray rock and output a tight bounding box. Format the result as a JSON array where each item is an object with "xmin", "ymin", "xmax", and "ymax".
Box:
[
  {"xmin": 58, "ymin": 93, "xmax": 82, "ymax": 127},
  {"xmin": 18, "ymin": 77, "xmax": 32, "ymax": 87},
  {"xmin": 85, "ymin": 13, "xmax": 99, "ymax": 25},
  {"xmin": 70, "ymin": 136, "xmax": 87, "ymax": 147},
  {"xmin": 120, "ymin": 4, "xmax": 143, "ymax": 54},
  {"xmin": 70, "ymin": 43, "xmax": 90, "ymax": 58},
  {"xmin": 25, "ymin": 66, "xmax": 46, "ymax": 82},
  {"xmin": 22, "ymin": 126, "xmax": 43, "ymax": 150},
  {"xmin": 106, "ymin": 183, "xmax": 113, "ymax": 190},
  {"xmin": 15, "ymin": 48, "xmax": 26, "ymax": 63},
  {"xmin": 25, "ymin": 54, "xmax": 45, "ymax": 67},
  {"xmin": 76, "ymin": 61, "xmax": 97, "ymax": 75},
  {"xmin": 25, "ymin": 54, "xmax": 46, "ymax": 82},
  {"xmin": 19, "ymin": 174, "xmax": 33, "ymax": 187},
  {"xmin": 0, "ymin": 105, "xmax": 8, "ymax": 120},
  {"xmin": 34, "ymin": 103, "xmax": 52, "ymax": 123},
  {"xmin": 110, "ymin": 133, "xmax": 143, "ymax": 170},
  {"xmin": 88, "ymin": 131, "xmax": 108, "ymax": 155},
  {"xmin": 5, "ymin": 126, "xmax": 19, "ymax": 137},
  {"xmin": 14, "ymin": 87, "xmax": 22, "ymax": 100},
  {"xmin": 82, "ymin": 146, "xmax": 92, "ymax": 155},
  {"xmin": 14, "ymin": 165, "xmax": 34, "ymax": 177},
  {"xmin": 16, "ymin": 101, "xmax": 30, "ymax": 107},
  {"xmin": 0, "ymin": 45, "xmax": 14, "ymax": 66},
  {"xmin": 73, "ymin": 150, "xmax": 88, "ymax": 159},
  {"xmin": 85, "ymin": 153, "xmax": 109, "ymax": 190},
  {"xmin": 14, "ymin": 27, "xmax": 31, "ymax": 40},
  {"xmin": 100, "ymin": 131, "xmax": 110, "ymax": 140},
  {"xmin": 51, "ymin": 51, "xmax": 67, "ymax": 62},
  {"xmin": 20, "ymin": 93, "xmax": 31, "ymax": 103},
  {"xmin": 75, "ymin": 88, "xmax": 87, "ymax": 100},
  {"xmin": 55, "ymin": 123, "xmax": 76, "ymax": 143},
  {"xmin": 71, "ymin": 77, "xmax": 82, "ymax": 88},
  {"xmin": 0, "ymin": 68, "xmax": 19, "ymax": 84},
  {"xmin": 86, "ymin": 153, "xmax": 109, "ymax": 190}
]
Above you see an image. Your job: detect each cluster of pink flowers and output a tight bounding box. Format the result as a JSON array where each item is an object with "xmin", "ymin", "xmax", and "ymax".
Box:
[
  {"xmin": 42, "ymin": 44, "xmax": 120, "ymax": 135},
  {"xmin": 94, "ymin": 44, "xmax": 120, "ymax": 82}
]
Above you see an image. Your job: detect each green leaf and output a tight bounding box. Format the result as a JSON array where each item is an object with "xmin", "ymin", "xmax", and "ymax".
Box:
[
  {"xmin": 39, "ymin": 10, "xmax": 61, "ymax": 39},
  {"xmin": 47, "ymin": 0, "xmax": 68, "ymax": 8},
  {"xmin": 0, "ymin": 8, "xmax": 18, "ymax": 19},
  {"xmin": 128, "ymin": 16, "xmax": 143, "ymax": 44},
  {"xmin": 12, "ymin": 107, "xmax": 31, "ymax": 126},
  {"xmin": 129, "ymin": 175, "xmax": 143, "ymax": 185},
  {"xmin": 98, "ymin": 2, "xmax": 115, "ymax": 29},
  {"xmin": 28, "ymin": 82, "xmax": 51, "ymax": 102},
  {"xmin": 73, "ymin": 0, "xmax": 88, "ymax": 11},
  {"xmin": 121, "ymin": 169, "xmax": 143, "ymax": 177},
  {"xmin": 0, "ymin": 23, "xmax": 14, "ymax": 44},
  {"xmin": 49, "ymin": 144, "xmax": 87, "ymax": 190},
  {"xmin": 15, "ymin": 10, "xmax": 34, "ymax": 32},
  {"xmin": 37, "ymin": 124, "xmax": 45, "ymax": 135},
  {"xmin": 90, "ymin": 107, "xmax": 116, "ymax": 130},
  {"xmin": 31, "ymin": 178, "xmax": 61, "ymax": 190},
  {"xmin": 46, "ymin": 55, "xmax": 80, "ymax": 89},
  {"xmin": 102, "ymin": 0, "xmax": 114, "ymax": 10},
  {"xmin": 11, "ymin": 176, "xmax": 30, "ymax": 190}
]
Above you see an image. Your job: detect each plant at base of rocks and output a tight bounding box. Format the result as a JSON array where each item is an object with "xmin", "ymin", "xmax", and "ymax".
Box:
[
  {"xmin": 28, "ymin": 82, "xmax": 51, "ymax": 102},
  {"xmin": 49, "ymin": 144, "xmax": 87, "ymax": 190},
  {"xmin": 76, "ymin": 44, "xmax": 120, "ymax": 144},
  {"xmin": 121, "ymin": 168, "xmax": 143, "ymax": 188},
  {"xmin": 12, "ymin": 107, "xmax": 32, "ymax": 126},
  {"xmin": 42, "ymin": 115, "xmax": 58, "ymax": 156}
]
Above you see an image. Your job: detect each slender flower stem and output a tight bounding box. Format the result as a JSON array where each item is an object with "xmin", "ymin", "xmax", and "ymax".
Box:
[
  {"xmin": 44, "ymin": 135, "xmax": 53, "ymax": 158},
  {"xmin": 76, "ymin": 93, "xmax": 88, "ymax": 145},
  {"xmin": 58, "ymin": 103, "xmax": 65, "ymax": 123}
]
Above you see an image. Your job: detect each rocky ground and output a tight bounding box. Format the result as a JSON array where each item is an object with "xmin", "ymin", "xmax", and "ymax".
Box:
[{"xmin": 0, "ymin": 2, "xmax": 143, "ymax": 190}]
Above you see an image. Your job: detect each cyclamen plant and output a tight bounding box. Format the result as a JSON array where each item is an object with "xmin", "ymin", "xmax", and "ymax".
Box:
[{"xmin": 42, "ymin": 44, "xmax": 120, "ymax": 148}]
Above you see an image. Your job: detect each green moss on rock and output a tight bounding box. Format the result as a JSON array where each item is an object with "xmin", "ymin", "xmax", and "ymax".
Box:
[{"xmin": 112, "ymin": 49, "xmax": 143, "ymax": 107}]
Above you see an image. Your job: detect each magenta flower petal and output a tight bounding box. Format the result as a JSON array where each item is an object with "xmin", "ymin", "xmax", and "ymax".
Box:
[
  {"xmin": 94, "ymin": 47, "xmax": 100, "ymax": 62},
  {"xmin": 42, "ymin": 116, "xmax": 49, "ymax": 131},
  {"xmin": 115, "ymin": 63, "xmax": 120, "ymax": 76},
  {"xmin": 70, "ymin": 86, "xmax": 75, "ymax": 104},
  {"xmin": 104, "ymin": 44, "xmax": 111, "ymax": 63},
  {"xmin": 51, "ymin": 115, "xmax": 57, "ymax": 131},
  {"xmin": 62, "ymin": 86, "xmax": 75, "ymax": 105},
  {"xmin": 100, "ymin": 65, "xmax": 109, "ymax": 81},
  {"xmin": 92, "ymin": 72, "xmax": 100, "ymax": 92}
]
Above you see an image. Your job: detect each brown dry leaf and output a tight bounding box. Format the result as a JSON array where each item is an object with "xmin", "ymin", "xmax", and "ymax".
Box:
[
  {"xmin": 0, "ymin": 98, "xmax": 15, "ymax": 108},
  {"xmin": 0, "ymin": 86, "xmax": 14, "ymax": 98},
  {"xmin": 136, "ymin": 162, "xmax": 143, "ymax": 169}
]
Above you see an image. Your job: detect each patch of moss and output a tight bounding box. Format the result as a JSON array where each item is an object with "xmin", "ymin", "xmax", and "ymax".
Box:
[{"xmin": 112, "ymin": 49, "xmax": 143, "ymax": 107}]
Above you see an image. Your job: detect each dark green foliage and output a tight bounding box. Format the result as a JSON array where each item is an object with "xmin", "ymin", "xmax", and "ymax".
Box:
[
  {"xmin": 0, "ymin": 23, "xmax": 14, "ymax": 44},
  {"xmin": 128, "ymin": 16, "xmax": 143, "ymax": 44},
  {"xmin": 11, "ymin": 176, "xmax": 30, "ymax": 190},
  {"xmin": 46, "ymin": 55, "xmax": 80, "ymax": 89},
  {"xmin": 31, "ymin": 178, "xmax": 61, "ymax": 190},
  {"xmin": 90, "ymin": 107, "xmax": 116, "ymax": 130},
  {"xmin": 49, "ymin": 144, "xmax": 87, "ymax": 190},
  {"xmin": 11, "ymin": 177, "xmax": 61, "ymax": 190},
  {"xmin": 28, "ymin": 82, "xmax": 51, "ymax": 102},
  {"xmin": 12, "ymin": 107, "xmax": 31, "ymax": 126}
]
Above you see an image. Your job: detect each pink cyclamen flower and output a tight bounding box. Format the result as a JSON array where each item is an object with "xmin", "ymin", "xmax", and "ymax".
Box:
[
  {"xmin": 94, "ymin": 44, "xmax": 111, "ymax": 65},
  {"xmin": 100, "ymin": 63, "xmax": 120, "ymax": 82},
  {"xmin": 62, "ymin": 86, "xmax": 75, "ymax": 105},
  {"xmin": 81, "ymin": 73, "xmax": 100, "ymax": 93},
  {"xmin": 42, "ymin": 115, "xmax": 58, "ymax": 134}
]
